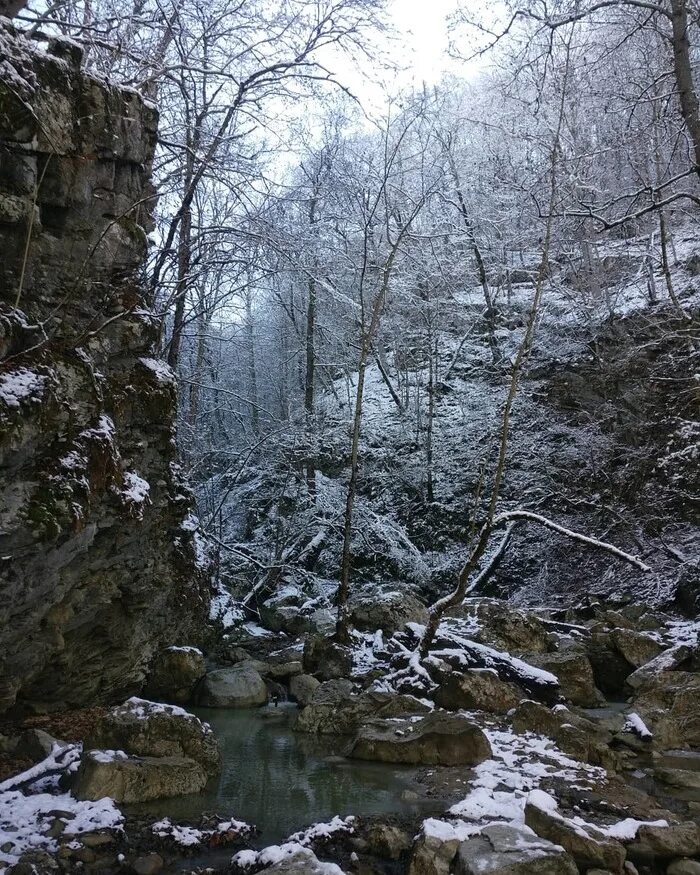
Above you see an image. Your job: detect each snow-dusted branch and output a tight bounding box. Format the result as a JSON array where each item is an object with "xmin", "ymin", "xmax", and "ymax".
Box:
[{"xmin": 492, "ymin": 510, "xmax": 652, "ymax": 573}]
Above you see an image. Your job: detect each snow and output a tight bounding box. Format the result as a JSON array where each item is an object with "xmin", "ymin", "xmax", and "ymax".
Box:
[
  {"xmin": 664, "ymin": 619, "xmax": 700, "ymax": 647},
  {"xmin": 88, "ymin": 749, "xmax": 128, "ymax": 764},
  {"xmin": 119, "ymin": 471, "xmax": 151, "ymax": 518},
  {"xmin": 115, "ymin": 697, "xmax": 212, "ymax": 733},
  {"xmin": 138, "ymin": 357, "xmax": 177, "ymax": 386},
  {"xmin": 448, "ymin": 723, "xmax": 603, "ymax": 825},
  {"xmin": 121, "ymin": 471, "xmax": 150, "ymax": 503},
  {"xmin": 209, "ymin": 581, "xmax": 245, "ymax": 628},
  {"xmin": 167, "ymin": 645, "xmax": 203, "ymax": 655},
  {"xmin": 151, "ymin": 816, "xmax": 251, "ymax": 847},
  {"xmin": 624, "ymin": 712, "xmax": 653, "ymax": 739},
  {"xmin": 232, "ymin": 817, "xmax": 354, "ymax": 870},
  {"xmin": 0, "ymin": 782, "xmax": 123, "ymax": 867},
  {"xmin": 0, "ymin": 368, "xmax": 47, "ymax": 409}
]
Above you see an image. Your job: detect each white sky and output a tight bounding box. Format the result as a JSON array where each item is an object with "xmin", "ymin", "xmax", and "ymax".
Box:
[{"xmin": 389, "ymin": 0, "xmax": 457, "ymax": 83}]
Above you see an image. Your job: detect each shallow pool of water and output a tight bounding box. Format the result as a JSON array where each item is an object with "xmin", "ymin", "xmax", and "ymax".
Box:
[{"xmin": 127, "ymin": 704, "xmax": 441, "ymax": 846}]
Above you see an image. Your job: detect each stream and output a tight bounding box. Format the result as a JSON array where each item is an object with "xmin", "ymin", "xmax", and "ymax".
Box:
[{"xmin": 127, "ymin": 703, "xmax": 441, "ymax": 847}]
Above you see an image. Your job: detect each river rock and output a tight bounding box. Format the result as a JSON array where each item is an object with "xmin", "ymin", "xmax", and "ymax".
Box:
[
  {"xmin": 145, "ymin": 646, "xmax": 206, "ymax": 704},
  {"xmin": 289, "ymin": 673, "xmax": 320, "ymax": 706},
  {"xmin": 86, "ymin": 696, "xmax": 220, "ymax": 775},
  {"xmin": 260, "ymin": 847, "xmax": 347, "ymax": 873},
  {"xmin": 630, "ymin": 671, "xmax": 700, "ymax": 747},
  {"xmin": 73, "ymin": 750, "xmax": 207, "ymax": 802},
  {"xmin": 366, "ymin": 823, "xmax": 412, "ymax": 859},
  {"xmin": 349, "ymin": 590, "xmax": 428, "ymax": 634},
  {"xmin": 303, "ymin": 635, "xmax": 353, "ymax": 680},
  {"xmin": 524, "ymin": 800, "xmax": 626, "ymax": 872},
  {"xmin": 409, "ymin": 832, "xmax": 460, "ymax": 875},
  {"xmin": 350, "ymin": 712, "xmax": 492, "ymax": 766},
  {"xmin": 295, "ymin": 682, "xmax": 430, "ymax": 734},
  {"xmin": 198, "ymin": 664, "xmax": 268, "ymax": 708},
  {"xmin": 434, "ymin": 667, "xmax": 523, "ymax": 713},
  {"xmin": 626, "ymin": 823, "xmax": 700, "ymax": 862},
  {"xmin": 527, "ymin": 650, "xmax": 604, "ymax": 706},
  {"xmin": 655, "ymin": 768, "xmax": 700, "ymax": 791},
  {"xmin": 455, "ymin": 823, "xmax": 578, "ymax": 874},
  {"xmin": 610, "ymin": 629, "xmax": 663, "ymax": 668},
  {"xmin": 667, "ymin": 860, "xmax": 700, "ymax": 875}
]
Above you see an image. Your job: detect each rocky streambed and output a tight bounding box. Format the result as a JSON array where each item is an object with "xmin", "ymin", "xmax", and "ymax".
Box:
[{"xmin": 1, "ymin": 596, "xmax": 699, "ymax": 875}]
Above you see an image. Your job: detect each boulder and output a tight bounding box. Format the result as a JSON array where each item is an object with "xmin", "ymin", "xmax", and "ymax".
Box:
[
  {"xmin": 295, "ymin": 682, "xmax": 430, "ymax": 735},
  {"xmin": 455, "ymin": 823, "xmax": 578, "ymax": 874},
  {"xmin": 73, "ymin": 750, "xmax": 207, "ymax": 803},
  {"xmin": 528, "ymin": 651, "xmax": 604, "ymax": 707},
  {"xmin": 145, "ymin": 646, "xmax": 206, "ymax": 704},
  {"xmin": 610, "ymin": 629, "xmax": 663, "ymax": 669},
  {"xmin": 349, "ymin": 590, "xmax": 428, "ymax": 634},
  {"xmin": 289, "ymin": 673, "xmax": 320, "ymax": 707},
  {"xmin": 655, "ymin": 768, "xmax": 700, "ymax": 791},
  {"xmin": 15, "ymin": 728, "xmax": 66, "ymax": 761},
  {"xmin": 261, "ymin": 847, "xmax": 347, "ymax": 873},
  {"xmin": 434, "ymin": 668, "xmax": 523, "ymax": 713},
  {"xmin": 630, "ymin": 672, "xmax": 700, "ymax": 747},
  {"xmin": 366, "ymin": 823, "xmax": 412, "ymax": 859},
  {"xmin": 198, "ymin": 664, "xmax": 268, "ymax": 708},
  {"xmin": 409, "ymin": 836, "xmax": 459, "ymax": 875},
  {"xmin": 449, "ymin": 600, "xmax": 551, "ymax": 655},
  {"xmin": 626, "ymin": 645, "xmax": 695, "ymax": 690},
  {"xmin": 626, "ymin": 823, "xmax": 700, "ymax": 862},
  {"xmin": 511, "ymin": 701, "xmax": 616, "ymax": 768},
  {"xmin": 524, "ymin": 801, "xmax": 626, "ymax": 872},
  {"xmin": 350, "ymin": 712, "xmax": 492, "ymax": 766},
  {"xmin": 267, "ymin": 661, "xmax": 303, "ymax": 681},
  {"xmin": 85, "ymin": 697, "xmax": 219, "ymax": 776},
  {"xmin": 303, "ymin": 635, "xmax": 353, "ymax": 680},
  {"xmin": 667, "ymin": 860, "xmax": 700, "ymax": 875}
]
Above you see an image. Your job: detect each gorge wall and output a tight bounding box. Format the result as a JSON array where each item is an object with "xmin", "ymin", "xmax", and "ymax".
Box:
[{"xmin": 0, "ymin": 22, "xmax": 209, "ymax": 715}]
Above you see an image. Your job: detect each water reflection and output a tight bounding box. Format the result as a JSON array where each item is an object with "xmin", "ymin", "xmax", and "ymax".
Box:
[{"xmin": 127, "ymin": 703, "xmax": 439, "ymax": 845}]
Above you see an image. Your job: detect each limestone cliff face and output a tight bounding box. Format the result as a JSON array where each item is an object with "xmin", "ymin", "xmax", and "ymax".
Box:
[{"xmin": 0, "ymin": 23, "xmax": 209, "ymax": 714}]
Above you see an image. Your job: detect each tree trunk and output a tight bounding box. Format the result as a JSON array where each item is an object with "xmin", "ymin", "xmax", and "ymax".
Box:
[{"xmin": 670, "ymin": 0, "xmax": 700, "ymax": 179}]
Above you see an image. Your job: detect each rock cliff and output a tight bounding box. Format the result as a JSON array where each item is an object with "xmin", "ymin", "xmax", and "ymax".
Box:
[{"xmin": 0, "ymin": 21, "xmax": 209, "ymax": 714}]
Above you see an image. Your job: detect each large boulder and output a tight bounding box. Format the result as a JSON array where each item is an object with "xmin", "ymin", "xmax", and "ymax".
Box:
[
  {"xmin": 609, "ymin": 628, "xmax": 663, "ymax": 669},
  {"xmin": 626, "ymin": 822, "xmax": 700, "ymax": 863},
  {"xmin": 524, "ymin": 799, "xmax": 626, "ymax": 872},
  {"xmin": 626, "ymin": 645, "xmax": 696, "ymax": 690},
  {"xmin": 85, "ymin": 697, "xmax": 219, "ymax": 775},
  {"xmin": 349, "ymin": 590, "xmax": 428, "ymax": 635},
  {"xmin": 630, "ymin": 671, "xmax": 700, "ymax": 747},
  {"xmin": 527, "ymin": 650, "xmax": 604, "ymax": 707},
  {"xmin": 448, "ymin": 600, "xmax": 551, "ymax": 655},
  {"xmin": 289, "ymin": 673, "xmax": 320, "ymax": 707},
  {"xmin": 295, "ymin": 681, "xmax": 430, "ymax": 735},
  {"xmin": 73, "ymin": 750, "xmax": 207, "ymax": 803},
  {"xmin": 434, "ymin": 668, "xmax": 523, "ymax": 714},
  {"xmin": 455, "ymin": 823, "xmax": 578, "ymax": 874},
  {"xmin": 303, "ymin": 635, "xmax": 353, "ymax": 680},
  {"xmin": 198, "ymin": 664, "xmax": 268, "ymax": 708},
  {"xmin": 511, "ymin": 700, "xmax": 616, "ymax": 767},
  {"xmin": 350, "ymin": 712, "xmax": 492, "ymax": 766},
  {"xmin": 145, "ymin": 646, "xmax": 206, "ymax": 704}
]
